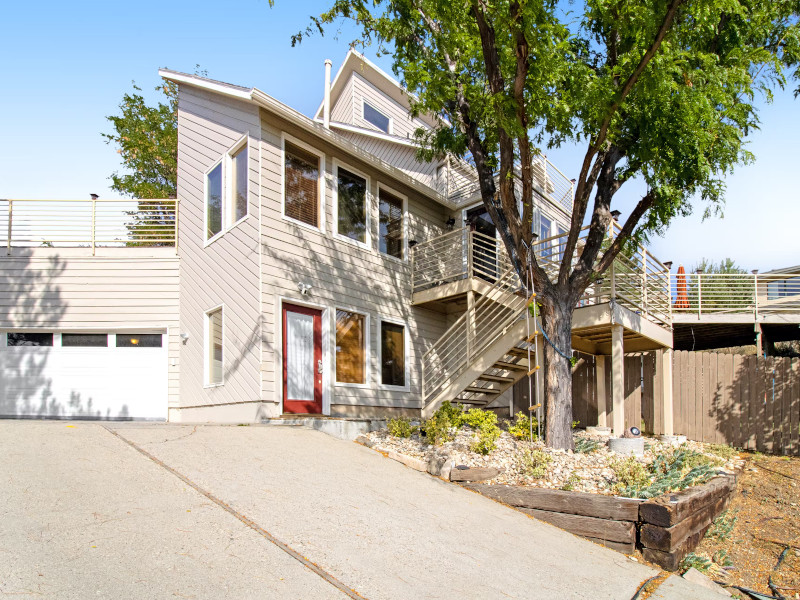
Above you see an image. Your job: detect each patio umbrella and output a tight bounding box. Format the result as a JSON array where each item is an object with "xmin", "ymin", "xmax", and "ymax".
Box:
[{"xmin": 674, "ymin": 265, "xmax": 690, "ymax": 308}]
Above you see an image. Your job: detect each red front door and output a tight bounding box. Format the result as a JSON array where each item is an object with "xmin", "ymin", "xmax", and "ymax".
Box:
[{"xmin": 282, "ymin": 303, "xmax": 323, "ymax": 414}]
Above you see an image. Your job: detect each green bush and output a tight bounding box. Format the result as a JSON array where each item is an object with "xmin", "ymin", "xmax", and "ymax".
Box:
[
  {"xmin": 421, "ymin": 401, "xmax": 463, "ymax": 446},
  {"xmin": 706, "ymin": 510, "xmax": 737, "ymax": 541},
  {"xmin": 461, "ymin": 408, "xmax": 501, "ymax": 455},
  {"xmin": 705, "ymin": 443, "xmax": 738, "ymax": 460},
  {"xmin": 561, "ymin": 472, "xmax": 581, "ymax": 491},
  {"xmin": 574, "ymin": 438, "xmax": 600, "ymax": 453},
  {"xmin": 616, "ymin": 447, "xmax": 719, "ymax": 498},
  {"xmin": 508, "ymin": 411, "xmax": 538, "ymax": 441},
  {"xmin": 387, "ymin": 417, "xmax": 416, "ymax": 438},
  {"xmin": 611, "ymin": 457, "xmax": 651, "ymax": 493},
  {"xmin": 518, "ymin": 448, "xmax": 552, "ymax": 479}
]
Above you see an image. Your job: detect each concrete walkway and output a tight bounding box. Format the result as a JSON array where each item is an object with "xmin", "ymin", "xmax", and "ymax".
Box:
[{"xmin": 0, "ymin": 422, "xmax": 722, "ymax": 599}]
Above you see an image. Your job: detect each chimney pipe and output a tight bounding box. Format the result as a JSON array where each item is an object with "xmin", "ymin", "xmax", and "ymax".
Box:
[{"xmin": 323, "ymin": 59, "xmax": 332, "ymax": 129}]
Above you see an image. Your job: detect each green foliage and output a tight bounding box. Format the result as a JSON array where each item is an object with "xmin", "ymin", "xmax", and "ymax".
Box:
[
  {"xmin": 508, "ymin": 411, "xmax": 538, "ymax": 441},
  {"xmin": 680, "ymin": 552, "xmax": 714, "ymax": 575},
  {"xmin": 461, "ymin": 408, "xmax": 501, "ymax": 455},
  {"xmin": 561, "ymin": 471, "xmax": 581, "ymax": 491},
  {"xmin": 517, "ymin": 448, "xmax": 552, "ymax": 479},
  {"xmin": 706, "ymin": 510, "xmax": 738, "ymax": 542},
  {"xmin": 574, "ymin": 438, "xmax": 600, "ymax": 454},
  {"xmin": 611, "ymin": 457, "xmax": 652, "ymax": 491},
  {"xmin": 616, "ymin": 447, "xmax": 719, "ymax": 498},
  {"xmin": 705, "ymin": 444, "xmax": 738, "ymax": 460},
  {"xmin": 460, "ymin": 407, "xmax": 496, "ymax": 430},
  {"xmin": 571, "ymin": 420, "xmax": 580, "ymax": 429},
  {"xmin": 387, "ymin": 417, "xmax": 417, "ymax": 438},
  {"xmin": 422, "ymin": 402, "xmax": 460, "ymax": 446}
]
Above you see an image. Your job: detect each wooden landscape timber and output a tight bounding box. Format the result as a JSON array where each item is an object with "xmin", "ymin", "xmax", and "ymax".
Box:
[{"xmin": 638, "ymin": 474, "xmax": 736, "ymax": 527}]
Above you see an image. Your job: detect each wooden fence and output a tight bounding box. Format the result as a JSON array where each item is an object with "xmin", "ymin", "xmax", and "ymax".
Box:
[{"xmin": 528, "ymin": 350, "xmax": 800, "ymax": 456}]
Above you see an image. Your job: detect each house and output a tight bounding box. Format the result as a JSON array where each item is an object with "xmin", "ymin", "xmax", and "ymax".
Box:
[{"xmin": 0, "ymin": 51, "xmax": 677, "ymax": 438}]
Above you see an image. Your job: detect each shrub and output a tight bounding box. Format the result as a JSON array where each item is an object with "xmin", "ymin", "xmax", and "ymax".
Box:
[
  {"xmin": 574, "ymin": 438, "xmax": 599, "ymax": 453},
  {"xmin": 508, "ymin": 411, "xmax": 538, "ymax": 441},
  {"xmin": 421, "ymin": 401, "xmax": 462, "ymax": 446},
  {"xmin": 461, "ymin": 407, "xmax": 497, "ymax": 429},
  {"xmin": 611, "ymin": 457, "xmax": 651, "ymax": 493},
  {"xmin": 561, "ymin": 472, "xmax": 581, "ymax": 491},
  {"xmin": 617, "ymin": 447, "xmax": 719, "ymax": 498},
  {"xmin": 705, "ymin": 443, "xmax": 738, "ymax": 460},
  {"xmin": 706, "ymin": 510, "xmax": 738, "ymax": 541},
  {"xmin": 461, "ymin": 408, "xmax": 501, "ymax": 455},
  {"xmin": 387, "ymin": 417, "xmax": 416, "ymax": 438},
  {"xmin": 518, "ymin": 448, "xmax": 552, "ymax": 479}
]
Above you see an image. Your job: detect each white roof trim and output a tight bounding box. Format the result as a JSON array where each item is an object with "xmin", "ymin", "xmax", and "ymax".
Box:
[{"xmin": 324, "ymin": 120, "xmax": 421, "ymax": 149}]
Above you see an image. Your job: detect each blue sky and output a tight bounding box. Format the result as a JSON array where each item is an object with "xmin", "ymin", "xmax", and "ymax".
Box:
[{"xmin": 1, "ymin": 0, "xmax": 797, "ymax": 271}]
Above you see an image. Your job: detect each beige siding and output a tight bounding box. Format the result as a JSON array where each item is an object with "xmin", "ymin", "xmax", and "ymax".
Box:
[
  {"xmin": 259, "ymin": 109, "xmax": 450, "ymax": 415},
  {"xmin": 0, "ymin": 247, "xmax": 179, "ymax": 406},
  {"xmin": 330, "ymin": 73, "xmax": 355, "ymax": 123},
  {"xmin": 350, "ymin": 73, "xmax": 429, "ymax": 139},
  {"xmin": 176, "ymin": 85, "xmax": 263, "ymax": 416}
]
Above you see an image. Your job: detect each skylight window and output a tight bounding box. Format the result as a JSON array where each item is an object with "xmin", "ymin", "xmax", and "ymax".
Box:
[{"xmin": 363, "ymin": 101, "xmax": 391, "ymax": 133}]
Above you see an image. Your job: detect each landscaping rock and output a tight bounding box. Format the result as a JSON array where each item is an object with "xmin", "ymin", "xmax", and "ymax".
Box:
[
  {"xmin": 608, "ymin": 437, "xmax": 645, "ymax": 457},
  {"xmin": 682, "ymin": 568, "xmax": 732, "ymax": 597}
]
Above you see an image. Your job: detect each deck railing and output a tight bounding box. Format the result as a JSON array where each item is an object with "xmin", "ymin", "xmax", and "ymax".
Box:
[
  {"xmin": 411, "ymin": 223, "xmax": 672, "ymax": 328},
  {"xmin": 670, "ymin": 272, "xmax": 800, "ymax": 318},
  {"xmin": 0, "ymin": 198, "xmax": 177, "ymax": 255}
]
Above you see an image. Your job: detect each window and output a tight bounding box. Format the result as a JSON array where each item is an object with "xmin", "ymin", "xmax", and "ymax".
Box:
[
  {"xmin": 380, "ymin": 320, "xmax": 406, "ymax": 388},
  {"xmin": 335, "ymin": 310, "xmax": 366, "ymax": 385},
  {"xmin": 205, "ymin": 137, "xmax": 249, "ymax": 242},
  {"xmin": 116, "ymin": 334, "xmax": 163, "ymax": 348},
  {"xmin": 62, "ymin": 334, "xmax": 108, "ymax": 347},
  {"xmin": 539, "ymin": 215, "xmax": 553, "ymax": 257},
  {"xmin": 363, "ymin": 101, "xmax": 391, "ymax": 133},
  {"xmin": 7, "ymin": 333, "xmax": 53, "ymax": 347},
  {"xmin": 379, "ymin": 187, "xmax": 404, "ymax": 259},
  {"xmin": 336, "ymin": 167, "xmax": 368, "ymax": 245},
  {"xmin": 206, "ymin": 308, "xmax": 224, "ymax": 385},
  {"xmin": 284, "ymin": 141, "xmax": 320, "ymax": 228}
]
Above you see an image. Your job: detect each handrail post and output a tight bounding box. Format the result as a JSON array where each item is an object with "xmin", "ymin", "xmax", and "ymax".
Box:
[
  {"xmin": 91, "ymin": 197, "xmax": 96, "ymax": 256},
  {"xmin": 410, "ymin": 239, "xmax": 415, "ymax": 298},
  {"xmin": 641, "ymin": 247, "xmax": 648, "ymax": 316},
  {"xmin": 174, "ymin": 198, "xmax": 179, "ymax": 255},
  {"xmin": 610, "ymin": 260, "xmax": 616, "ymax": 303},
  {"xmin": 697, "ymin": 274, "xmax": 702, "ymax": 317},
  {"xmin": 6, "ymin": 199, "xmax": 12, "ymax": 256},
  {"xmin": 753, "ymin": 273, "xmax": 759, "ymax": 322},
  {"xmin": 467, "ymin": 230, "xmax": 474, "ymax": 279}
]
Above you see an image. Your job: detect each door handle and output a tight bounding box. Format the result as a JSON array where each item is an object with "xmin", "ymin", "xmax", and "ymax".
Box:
[{"xmin": 318, "ymin": 359, "xmax": 323, "ymax": 374}]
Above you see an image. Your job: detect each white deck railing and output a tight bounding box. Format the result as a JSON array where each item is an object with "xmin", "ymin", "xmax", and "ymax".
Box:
[
  {"xmin": 0, "ymin": 198, "xmax": 177, "ymax": 254},
  {"xmin": 670, "ymin": 272, "xmax": 800, "ymax": 318}
]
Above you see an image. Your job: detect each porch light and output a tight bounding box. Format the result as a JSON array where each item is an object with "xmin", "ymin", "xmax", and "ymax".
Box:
[
  {"xmin": 179, "ymin": 332, "xmax": 189, "ymax": 341},
  {"xmin": 531, "ymin": 233, "xmax": 539, "ymax": 241},
  {"xmin": 297, "ymin": 282, "xmax": 313, "ymax": 296},
  {"xmin": 663, "ymin": 261, "xmax": 673, "ymax": 270},
  {"xmin": 409, "ymin": 240, "xmax": 418, "ymax": 248},
  {"xmin": 445, "ymin": 217, "xmax": 456, "ymax": 230},
  {"xmin": 752, "ymin": 269, "xmax": 759, "ymax": 274},
  {"xmin": 610, "ymin": 210, "xmax": 621, "ymax": 220}
]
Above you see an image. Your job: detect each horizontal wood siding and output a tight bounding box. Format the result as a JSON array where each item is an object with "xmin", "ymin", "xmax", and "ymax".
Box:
[
  {"xmin": 177, "ymin": 86, "xmax": 262, "ymax": 412},
  {"xmin": 330, "ymin": 74, "xmax": 354, "ymax": 123},
  {"xmin": 259, "ymin": 109, "xmax": 450, "ymax": 413},
  {"xmin": 0, "ymin": 248, "xmax": 179, "ymax": 406},
  {"xmin": 350, "ymin": 73, "xmax": 430, "ymax": 140}
]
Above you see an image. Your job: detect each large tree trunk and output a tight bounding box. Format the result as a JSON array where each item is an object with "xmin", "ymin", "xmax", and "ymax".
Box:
[{"xmin": 541, "ymin": 298, "xmax": 575, "ymax": 450}]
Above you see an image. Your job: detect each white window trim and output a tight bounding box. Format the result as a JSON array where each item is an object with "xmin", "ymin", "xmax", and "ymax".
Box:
[
  {"xmin": 203, "ymin": 133, "xmax": 252, "ymax": 248},
  {"xmin": 362, "ymin": 98, "xmax": 393, "ymax": 135},
  {"xmin": 280, "ymin": 132, "xmax": 327, "ymax": 234},
  {"xmin": 332, "ymin": 160, "xmax": 372, "ymax": 251},
  {"xmin": 275, "ymin": 297, "xmax": 331, "ymax": 416},
  {"xmin": 203, "ymin": 304, "xmax": 225, "ymax": 388},
  {"xmin": 333, "ymin": 307, "xmax": 370, "ymax": 389},
  {"xmin": 376, "ymin": 182, "xmax": 408, "ymax": 264},
  {"xmin": 377, "ymin": 315, "xmax": 411, "ymax": 392}
]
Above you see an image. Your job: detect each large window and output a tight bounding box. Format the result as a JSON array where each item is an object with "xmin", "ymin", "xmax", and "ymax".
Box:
[
  {"xmin": 205, "ymin": 137, "xmax": 249, "ymax": 242},
  {"xmin": 363, "ymin": 101, "xmax": 391, "ymax": 133},
  {"xmin": 379, "ymin": 187, "xmax": 404, "ymax": 259},
  {"xmin": 6, "ymin": 333, "xmax": 53, "ymax": 347},
  {"xmin": 206, "ymin": 307, "xmax": 224, "ymax": 385},
  {"xmin": 336, "ymin": 167, "xmax": 368, "ymax": 245},
  {"xmin": 380, "ymin": 320, "xmax": 406, "ymax": 388},
  {"xmin": 335, "ymin": 310, "xmax": 366, "ymax": 385},
  {"xmin": 284, "ymin": 141, "xmax": 321, "ymax": 228}
]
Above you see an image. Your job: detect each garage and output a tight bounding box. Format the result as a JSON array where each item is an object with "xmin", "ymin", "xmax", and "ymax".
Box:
[{"xmin": 0, "ymin": 331, "xmax": 168, "ymax": 420}]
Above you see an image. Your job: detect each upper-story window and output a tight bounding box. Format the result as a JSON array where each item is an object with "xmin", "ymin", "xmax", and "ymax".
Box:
[
  {"xmin": 363, "ymin": 100, "xmax": 391, "ymax": 134},
  {"xmin": 336, "ymin": 165, "xmax": 369, "ymax": 247},
  {"xmin": 284, "ymin": 140, "xmax": 322, "ymax": 229},
  {"xmin": 378, "ymin": 186, "xmax": 405, "ymax": 260},
  {"xmin": 205, "ymin": 136, "xmax": 249, "ymax": 242},
  {"xmin": 538, "ymin": 214, "xmax": 553, "ymax": 257}
]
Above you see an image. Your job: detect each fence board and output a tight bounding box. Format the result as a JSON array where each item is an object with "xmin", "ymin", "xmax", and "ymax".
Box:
[
  {"xmin": 643, "ymin": 353, "xmax": 655, "ymax": 434},
  {"xmin": 731, "ymin": 354, "xmax": 743, "ymax": 449},
  {"xmin": 791, "ymin": 359, "xmax": 799, "ymax": 456},
  {"xmin": 676, "ymin": 351, "xmax": 687, "ymax": 437},
  {"xmin": 755, "ymin": 357, "xmax": 767, "ymax": 453},
  {"xmin": 780, "ymin": 358, "xmax": 791, "ymax": 454},
  {"xmin": 706, "ymin": 353, "xmax": 718, "ymax": 443}
]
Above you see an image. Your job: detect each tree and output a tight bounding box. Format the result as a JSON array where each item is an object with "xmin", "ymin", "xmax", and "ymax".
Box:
[
  {"xmin": 688, "ymin": 257, "xmax": 751, "ymax": 311},
  {"xmin": 103, "ymin": 80, "xmax": 178, "ymax": 245},
  {"xmin": 294, "ymin": 0, "xmax": 799, "ymax": 448}
]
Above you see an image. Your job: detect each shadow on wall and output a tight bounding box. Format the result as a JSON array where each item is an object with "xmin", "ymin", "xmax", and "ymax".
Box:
[{"xmin": 0, "ymin": 249, "xmax": 132, "ymax": 420}]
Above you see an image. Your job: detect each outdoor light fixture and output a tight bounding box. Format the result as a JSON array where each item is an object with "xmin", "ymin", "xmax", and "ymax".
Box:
[
  {"xmin": 531, "ymin": 233, "xmax": 539, "ymax": 241},
  {"xmin": 409, "ymin": 240, "xmax": 418, "ymax": 248},
  {"xmin": 179, "ymin": 332, "xmax": 189, "ymax": 342},
  {"xmin": 663, "ymin": 261, "xmax": 673, "ymax": 270},
  {"xmin": 90, "ymin": 193, "xmax": 99, "ymax": 200},
  {"xmin": 445, "ymin": 217, "xmax": 456, "ymax": 230},
  {"xmin": 696, "ymin": 268, "xmax": 704, "ymax": 274},
  {"xmin": 297, "ymin": 282, "xmax": 313, "ymax": 296},
  {"xmin": 610, "ymin": 210, "xmax": 621, "ymax": 220},
  {"xmin": 752, "ymin": 269, "xmax": 759, "ymax": 275}
]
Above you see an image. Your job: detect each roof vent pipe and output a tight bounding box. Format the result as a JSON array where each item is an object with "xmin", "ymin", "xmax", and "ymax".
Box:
[{"xmin": 323, "ymin": 59, "xmax": 332, "ymax": 129}]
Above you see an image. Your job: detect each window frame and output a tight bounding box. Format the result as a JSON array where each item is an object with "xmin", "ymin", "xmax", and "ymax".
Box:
[
  {"xmin": 362, "ymin": 99, "xmax": 393, "ymax": 134},
  {"xmin": 204, "ymin": 305, "xmax": 225, "ymax": 388},
  {"xmin": 4, "ymin": 332, "xmax": 54, "ymax": 347},
  {"xmin": 203, "ymin": 133, "xmax": 251, "ymax": 247},
  {"xmin": 376, "ymin": 183, "xmax": 408, "ymax": 263},
  {"xmin": 332, "ymin": 160, "xmax": 372, "ymax": 251},
  {"xmin": 280, "ymin": 133, "xmax": 326, "ymax": 234},
  {"xmin": 377, "ymin": 315, "xmax": 410, "ymax": 392},
  {"xmin": 333, "ymin": 307, "xmax": 370, "ymax": 389},
  {"xmin": 61, "ymin": 333, "xmax": 109, "ymax": 348}
]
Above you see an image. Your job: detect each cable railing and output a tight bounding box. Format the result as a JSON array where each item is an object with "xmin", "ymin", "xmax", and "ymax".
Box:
[
  {"xmin": 670, "ymin": 272, "xmax": 800, "ymax": 318},
  {"xmin": 0, "ymin": 198, "xmax": 177, "ymax": 255}
]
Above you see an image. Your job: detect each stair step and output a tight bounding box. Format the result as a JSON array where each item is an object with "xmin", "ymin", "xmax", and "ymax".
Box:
[
  {"xmin": 464, "ymin": 386, "xmax": 502, "ymax": 395},
  {"xmin": 477, "ymin": 374, "xmax": 514, "ymax": 384},
  {"xmin": 493, "ymin": 360, "xmax": 527, "ymax": 371},
  {"xmin": 454, "ymin": 398, "xmax": 490, "ymax": 405},
  {"xmin": 506, "ymin": 347, "xmax": 531, "ymax": 358}
]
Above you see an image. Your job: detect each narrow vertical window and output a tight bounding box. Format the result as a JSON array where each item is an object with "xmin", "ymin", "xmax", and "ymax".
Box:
[
  {"xmin": 335, "ymin": 310, "xmax": 366, "ymax": 384},
  {"xmin": 207, "ymin": 308, "xmax": 223, "ymax": 385},
  {"xmin": 337, "ymin": 168, "xmax": 367, "ymax": 244},
  {"xmin": 231, "ymin": 144, "xmax": 248, "ymax": 222},
  {"xmin": 539, "ymin": 215, "xmax": 552, "ymax": 257},
  {"xmin": 284, "ymin": 142, "xmax": 320, "ymax": 227},
  {"xmin": 380, "ymin": 321, "xmax": 406, "ymax": 388},
  {"xmin": 206, "ymin": 163, "xmax": 223, "ymax": 240},
  {"xmin": 379, "ymin": 188, "xmax": 404, "ymax": 259}
]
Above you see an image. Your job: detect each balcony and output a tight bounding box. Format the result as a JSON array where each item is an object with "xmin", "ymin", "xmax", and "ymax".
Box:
[{"xmin": 0, "ymin": 198, "xmax": 177, "ymax": 256}]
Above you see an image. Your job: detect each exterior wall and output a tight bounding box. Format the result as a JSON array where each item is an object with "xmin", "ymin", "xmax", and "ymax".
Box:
[
  {"xmin": 350, "ymin": 73, "xmax": 429, "ymax": 139},
  {"xmin": 173, "ymin": 85, "xmax": 264, "ymax": 422},
  {"xmin": 259, "ymin": 109, "xmax": 450, "ymax": 417},
  {"xmin": 0, "ymin": 247, "xmax": 179, "ymax": 409}
]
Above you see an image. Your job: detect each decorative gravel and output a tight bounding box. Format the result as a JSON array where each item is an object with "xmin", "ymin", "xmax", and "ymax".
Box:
[{"xmin": 363, "ymin": 427, "xmax": 744, "ymax": 495}]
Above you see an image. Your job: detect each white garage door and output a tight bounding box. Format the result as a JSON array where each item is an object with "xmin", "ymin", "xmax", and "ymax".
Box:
[{"xmin": 0, "ymin": 332, "xmax": 167, "ymax": 420}]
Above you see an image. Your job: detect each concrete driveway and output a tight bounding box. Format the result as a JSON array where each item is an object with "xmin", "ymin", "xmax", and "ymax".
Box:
[{"xmin": 0, "ymin": 421, "xmax": 720, "ymax": 599}]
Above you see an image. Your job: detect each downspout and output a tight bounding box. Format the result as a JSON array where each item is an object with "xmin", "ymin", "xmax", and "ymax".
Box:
[{"xmin": 323, "ymin": 59, "xmax": 332, "ymax": 129}]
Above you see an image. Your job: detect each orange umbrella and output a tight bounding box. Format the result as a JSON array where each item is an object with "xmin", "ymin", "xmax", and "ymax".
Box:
[{"xmin": 674, "ymin": 265, "xmax": 689, "ymax": 308}]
